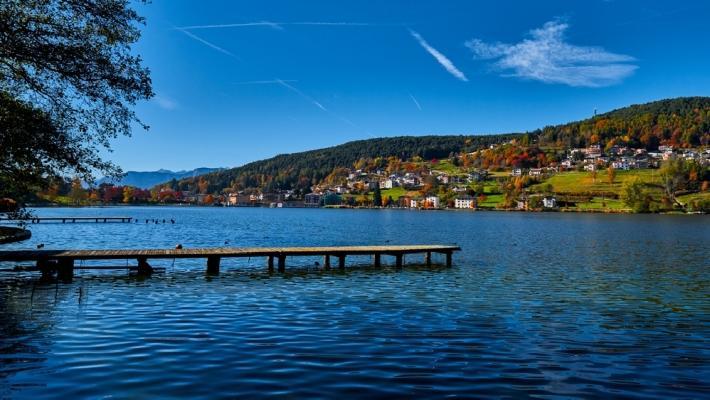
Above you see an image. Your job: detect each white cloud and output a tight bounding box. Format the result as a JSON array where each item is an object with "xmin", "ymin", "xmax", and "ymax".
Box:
[
  {"xmin": 154, "ymin": 95, "xmax": 177, "ymax": 110},
  {"xmin": 409, "ymin": 30, "xmax": 468, "ymax": 82},
  {"xmin": 465, "ymin": 20, "xmax": 637, "ymax": 87}
]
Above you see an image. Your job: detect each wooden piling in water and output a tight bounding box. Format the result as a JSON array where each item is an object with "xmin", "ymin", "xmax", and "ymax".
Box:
[
  {"xmin": 207, "ymin": 256, "xmax": 220, "ymax": 274},
  {"xmin": 57, "ymin": 258, "xmax": 74, "ymax": 282},
  {"xmin": 278, "ymin": 255, "xmax": 286, "ymax": 272},
  {"xmin": 324, "ymin": 255, "xmax": 331, "ymax": 269},
  {"xmin": 137, "ymin": 257, "xmax": 153, "ymax": 275}
]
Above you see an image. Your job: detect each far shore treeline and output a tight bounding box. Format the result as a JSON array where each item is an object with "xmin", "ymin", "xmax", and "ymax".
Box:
[{"xmin": 30, "ymin": 97, "xmax": 710, "ymax": 214}]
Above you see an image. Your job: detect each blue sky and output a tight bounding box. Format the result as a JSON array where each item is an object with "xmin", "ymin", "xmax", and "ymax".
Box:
[{"xmin": 109, "ymin": 0, "xmax": 710, "ymax": 171}]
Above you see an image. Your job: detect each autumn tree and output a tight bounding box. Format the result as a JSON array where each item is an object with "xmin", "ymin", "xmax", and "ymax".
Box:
[
  {"xmin": 607, "ymin": 166, "xmax": 616, "ymax": 185},
  {"xmin": 68, "ymin": 178, "xmax": 86, "ymax": 205},
  {"xmin": 0, "ymin": 0, "xmax": 153, "ymax": 216},
  {"xmin": 122, "ymin": 186, "xmax": 135, "ymax": 203}
]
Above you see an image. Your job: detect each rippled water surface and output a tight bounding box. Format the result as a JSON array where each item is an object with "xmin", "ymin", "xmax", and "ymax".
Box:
[{"xmin": 1, "ymin": 207, "xmax": 708, "ymax": 398}]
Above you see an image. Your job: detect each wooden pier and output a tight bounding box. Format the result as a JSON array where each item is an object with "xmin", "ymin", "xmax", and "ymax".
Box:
[
  {"xmin": 0, "ymin": 217, "xmax": 133, "ymax": 223},
  {"xmin": 0, "ymin": 244, "xmax": 460, "ymax": 280}
]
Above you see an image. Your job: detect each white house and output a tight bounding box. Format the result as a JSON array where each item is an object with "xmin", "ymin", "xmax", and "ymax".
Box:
[
  {"xmin": 454, "ymin": 196, "xmax": 476, "ymax": 209},
  {"xmin": 585, "ymin": 145, "xmax": 602, "ymax": 158},
  {"xmin": 409, "ymin": 199, "xmax": 420, "ymax": 208},
  {"xmin": 379, "ymin": 179, "xmax": 396, "ymax": 189},
  {"xmin": 612, "ymin": 161, "xmax": 630, "ymax": 170},
  {"xmin": 542, "ymin": 196, "xmax": 557, "ymax": 209},
  {"xmin": 528, "ymin": 168, "xmax": 543, "ymax": 177}
]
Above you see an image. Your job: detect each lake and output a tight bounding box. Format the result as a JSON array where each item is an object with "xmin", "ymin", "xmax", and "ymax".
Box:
[{"xmin": 1, "ymin": 207, "xmax": 708, "ymax": 398}]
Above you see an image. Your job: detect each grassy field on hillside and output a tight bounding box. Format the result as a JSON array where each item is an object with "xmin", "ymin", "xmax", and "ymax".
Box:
[{"xmin": 531, "ymin": 169, "xmax": 662, "ymax": 196}]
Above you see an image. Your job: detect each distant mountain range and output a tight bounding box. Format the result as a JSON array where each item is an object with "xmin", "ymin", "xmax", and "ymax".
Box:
[{"xmin": 97, "ymin": 168, "xmax": 223, "ymax": 189}]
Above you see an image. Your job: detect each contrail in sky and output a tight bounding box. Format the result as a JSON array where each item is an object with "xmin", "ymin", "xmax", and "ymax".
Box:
[
  {"xmin": 409, "ymin": 94, "xmax": 422, "ymax": 111},
  {"xmin": 275, "ymin": 79, "xmax": 328, "ymax": 112},
  {"xmin": 177, "ymin": 21, "xmax": 380, "ymax": 30},
  {"xmin": 409, "ymin": 29, "xmax": 468, "ymax": 82},
  {"xmin": 233, "ymin": 80, "xmax": 298, "ymax": 85},
  {"xmin": 174, "ymin": 26, "xmax": 240, "ymax": 60},
  {"xmin": 274, "ymin": 79, "xmax": 363, "ymax": 131}
]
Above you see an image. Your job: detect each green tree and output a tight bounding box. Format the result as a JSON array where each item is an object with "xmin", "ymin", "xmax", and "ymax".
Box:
[
  {"xmin": 372, "ymin": 186, "xmax": 382, "ymax": 207},
  {"xmin": 0, "ymin": 0, "xmax": 153, "ymax": 214},
  {"xmin": 659, "ymin": 158, "xmax": 687, "ymax": 207},
  {"xmin": 622, "ymin": 178, "xmax": 651, "ymax": 213}
]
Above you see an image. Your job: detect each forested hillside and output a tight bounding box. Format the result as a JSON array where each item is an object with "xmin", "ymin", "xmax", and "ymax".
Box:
[
  {"xmin": 165, "ymin": 97, "xmax": 709, "ymax": 194},
  {"xmin": 171, "ymin": 134, "xmax": 519, "ymax": 193},
  {"xmin": 534, "ymin": 97, "xmax": 710, "ymax": 149}
]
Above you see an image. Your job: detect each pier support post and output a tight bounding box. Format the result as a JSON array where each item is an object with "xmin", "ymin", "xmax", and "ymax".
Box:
[
  {"xmin": 137, "ymin": 257, "xmax": 154, "ymax": 275},
  {"xmin": 425, "ymin": 252, "xmax": 431, "ymax": 266},
  {"xmin": 267, "ymin": 255, "xmax": 274, "ymax": 272},
  {"xmin": 395, "ymin": 254, "xmax": 403, "ymax": 268},
  {"xmin": 324, "ymin": 255, "xmax": 331, "ymax": 270},
  {"xmin": 57, "ymin": 258, "xmax": 74, "ymax": 282},
  {"xmin": 38, "ymin": 259, "xmax": 55, "ymax": 280},
  {"xmin": 278, "ymin": 255, "xmax": 286, "ymax": 272},
  {"xmin": 374, "ymin": 253, "xmax": 381, "ymax": 268},
  {"xmin": 338, "ymin": 255, "xmax": 346, "ymax": 269},
  {"xmin": 207, "ymin": 256, "xmax": 220, "ymax": 274},
  {"xmin": 445, "ymin": 251, "xmax": 452, "ymax": 267}
]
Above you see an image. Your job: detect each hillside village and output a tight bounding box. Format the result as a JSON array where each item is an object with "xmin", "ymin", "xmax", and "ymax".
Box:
[
  {"xmin": 208, "ymin": 141, "xmax": 710, "ymax": 211},
  {"xmin": 35, "ymin": 97, "xmax": 710, "ymax": 213}
]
